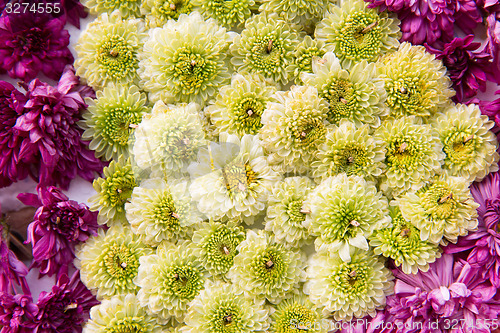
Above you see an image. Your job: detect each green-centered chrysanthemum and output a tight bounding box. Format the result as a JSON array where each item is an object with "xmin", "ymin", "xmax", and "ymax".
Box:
[
  {"xmin": 83, "ymin": 294, "xmax": 163, "ymax": 333},
  {"xmin": 125, "ymin": 179, "xmax": 202, "ymax": 246},
  {"xmin": 259, "ymin": 0, "xmax": 333, "ymax": 26},
  {"xmin": 193, "ymin": 0, "xmax": 255, "ymax": 28},
  {"xmin": 311, "ymin": 120, "xmax": 386, "ymax": 183},
  {"xmin": 377, "ymin": 42, "xmax": 454, "ymax": 118},
  {"xmin": 227, "ymin": 230, "xmax": 306, "ymax": 304},
  {"xmin": 80, "ymin": 83, "xmax": 150, "ymax": 161},
  {"xmin": 264, "ymin": 177, "xmax": 314, "ymax": 249},
  {"xmin": 132, "ymin": 101, "xmax": 206, "ymax": 179},
  {"xmin": 260, "ymin": 85, "xmax": 329, "ymax": 174},
  {"xmin": 189, "ymin": 133, "xmax": 280, "ymax": 225},
  {"xmin": 75, "ymin": 11, "xmax": 146, "ymax": 90},
  {"xmin": 205, "ymin": 74, "xmax": 278, "ymax": 137},
  {"xmin": 141, "ymin": 0, "xmax": 195, "ymax": 28},
  {"xmin": 303, "ymin": 174, "xmax": 390, "ymax": 261},
  {"xmin": 369, "ymin": 205, "xmax": 441, "ymax": 274},
  {"xmin": 290, "ymin": 36, "xmax": 326, "ymax": 85},
  {"xmin": 192, "ymin": 221, "xmax": 246, "ymax": 277},
  {"xmin": 396, "ymin": 175, "xmax": 479, "ymax": 245},
  {"xmin": 83, "ymin": 0, "xmax": 142, "ymax": 17},
  {"xmin": 230, "ymin": 13, "xmax": 300, "ymax": 86},
  {"xmin": 304, "ymin": 248, "xmax": 393, "ymax": 321},
  {"xmin": 89, "ymin": 157, "xmax": 137, "ymax": 223},
  {"xmin": 301, "ymin": 52, "xmax": 387, "ymax": 127},
  {"xmin": 185, "ymin": 281, "xmax": 270, "ymax": 332},
  {"xmin": 139, "ymin": 12, "xmax": 232, "ymax": 106},
  {"xmin": 136, "ymin": 241, "xmax": 208, "ymax": 324},
  {"xmin": 75, "ymin": 224, "xmax": 152, "ymax": 299},
  {"xmin": 374, "ymin": 116, "xmax": 445, "ymax": 198},
  {"xmin": 315, "ymin": 0, "xmax": 400, "ymax": 69},
  {"xmin": 433, "ymin": 103, "xmax": 499, "ymax": 182}
]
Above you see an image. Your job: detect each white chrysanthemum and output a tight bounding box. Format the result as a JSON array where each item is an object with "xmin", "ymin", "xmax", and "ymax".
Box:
[
  {"xmin": 125, "ymin": 179, "xmax": 202, "ymax": 246},
  {"xmin": 303, "ymin": 174, "xmax": 390, "ymax": 261},
  {"xmin": 75, "ymin": 11, "xmax": 146, "ymax": 90},
  {"xmin": 264, "ymin": 176, "xmax": 314, "ymax": 248},
  {"xmin": 185, "ymin": 281, "xmax": 270, "ymax": 332},
  {"xmin": 189, "ymin": 133, "xmax": 280, "ymax": 225},
  {"xmin": 311, "ymin": 120, "xmax": 386, "ymax": 183},
  {"xmin": 205, "ymin": 74, "xmax": 278, "ymax": 137},
  {"xmin": 433, "ymin": 103, "xmax": 499, "ymax": 182},
  {"xmin": 83, "ymin": 294, "xmax": 163, "ymax": 333},
  {"xmin": 396, "ymin": 175, "xmax": 479, "ymax": 245},
  {"xmin": 83, "ymin": 0, "xmax": 142, "ymax": 17},
  {"xmin": 227, "ymin": 230, "xmax": 306, "ymax": 304},
  {"xmin": 301, "ymin": 52, "xmax": 387, "ymax": 127},
  {"xmin": 139, "ymin": 12, "xmax": 233, "ymax": 105},
  {"xmin": 141, "ymin": 0, "xmax": 195, "ymax": 28},
  {"xmin": 315, "ymin": 0, "xmax": 400, "ymax": 68},
  {"xmin": 193, "ymin": 0, "xmax": 255, "ymax": 28},
  {"xmin": 290, "ymin": 36, "xmax": 326, "ymax": 84},
  {"xmin": 136, "ymin": 241, "xmax": 208, "ymax": 324},
  {"xmin": 377, "ymin": 42, "xmax": 454, "ymax": 118},
  {"xmin": 374, "ymin": 116, "xmax": 445, "ymax": 198},
  {"xmin": 75, "ymin": 224, "xmax": 152, "ymax": 299},
  {"xmin": 259, "ymin": 0, "xmax": 333, "ymax": 26},
  {"xmin": 132, "ymin": 101, "xmax": 206, "ymax": 179},
  {"xmin": 260, "ymin": 85, "xmax": 329, "ymax": 174},
  {"xmin": 305, "ymin": 248, "xmax": 394, "ymax": 321}
]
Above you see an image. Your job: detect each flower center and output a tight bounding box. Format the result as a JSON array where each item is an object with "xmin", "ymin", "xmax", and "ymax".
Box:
[
  {"xmin": 204, "ymin": 227, "xmax": 241, "ymax": 271},
  {"xmin": 442, "ymin": 129, "xmax": 475, "ymax": 166},
  {"xmin": 229, "ymin": 96, "xmax": 265, "ymax": 135},
  {"xmin": 290, "ymin": 114, "xmax": 326, "ymax": 150},
  {"xmin": 152, "ymin": 192, "xmax": 181, "ymax": 233},
  {"xmin": 249, "ymin": 35, "xmax": 285, "ymax": 75},
  {"xmin": 159, "ymin": 124, "xmax": 201, "ymax": 163},
  {"xmin": 252, "ymin": 246, "xmax": 287, "ymax": 287},
  {"xmin": 209, "ymin": 302, "xmax": 243, "ymax": 332},
  {"xmin": 386, "ymin": 77, "xmax": 425, "ymax": 116},
  {"xmin": 102, "ymin": 168, "xmax": 137, "ymax": 211},
  {"xmin": 165, "ymin": 265, "xmax": 203, "ymax": 301},
  {"xmin": 333, "ymin": 261, "xmax": 369, "ymax": 296},
  {"xmin": 274, "ymin": 303, "xmax": 317, "ymax": 333},
  {"xmin": 99, "ymin": 107, "xmax": 142, "ymax": 146},
  {"xmin": 323, "ymin": 205, "xmax": 361, "ymax": 241},
  {"xmin": 286, "ymin": 200, "xmax": 307, "ymax": 225},
  {"xmin": 296, "ymin": 47, "xmax": 325, "ymax": 73},
  {"xmin": 107, "ymin": 317, "xmax": 147, "ymax": 333},
  {"xmin": 156, "ymin": 0, "xmax": 193, "ymax": 20},
  {"xmin": 385, "ymin": 136, "xmax": 419, "ymax": 170},
  {"xmin": 420, "ymin": 182, "xmax": 457, "ymax": 220},
  {"xmin": 103, "ymin": 243, "xmax": 139, "ymax": 286},
  {"xmin": 221, "ymin": 160, "xmax": 258, "ymax": 199},
  {"xmin": 334, "ymin": 142, "xmax": 369, "ymax": 176},
  {"xmin": 97, "ymin": 35, "xmax": 137, "ymax": 80},
  {"xmin": 16, "ymin": 28, "xmax": 46, "ymax": 53},
  {"xmin": 337, "ymin": 11, "xmax": 382, "ymax": 62},
  {"xmin": 172, "ymin": 46, "xmax": 218, "ymax": 94},
  {"xmin": 320, "ymin": 78, "xmax": 354, "ymax": 124}
]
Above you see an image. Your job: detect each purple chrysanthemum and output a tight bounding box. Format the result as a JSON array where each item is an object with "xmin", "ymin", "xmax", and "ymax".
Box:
[
  {"xmin": 0, "ymin": 81, "xmax": 29, "ymax": 188},
  {"xmin": 426, "ymin": 35, "xmax": 498, "ymax": 102},
  {"xmin": 383, "ymin": 254, "xmax": 500, "ymax": 333},
  {"xmin": 0, "ymin": 293, "xmax": 38, "ymax": 333},
  {"xmin": 33, "ymin": 271, "xmax": 99, "ymax": 333},
  {"xmin": 0, "ymin": 12, "xmax": 73, "ymax": 82},
  {"xmin": 14, "ymin": 66, "xmax": 103, "ymax": 189},
  {"xmin": 475, "ymin": 90, "xmax": 500, "ymax": 137},
  {"xmin": 17, "ymin": 186, "xmax": 99, "ymax": 278}
]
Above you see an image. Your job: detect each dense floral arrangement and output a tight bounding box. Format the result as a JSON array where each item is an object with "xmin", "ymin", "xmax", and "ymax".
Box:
[{"xmin": 1, "ymin": 0, "xmax": 500, "ymax": 332}]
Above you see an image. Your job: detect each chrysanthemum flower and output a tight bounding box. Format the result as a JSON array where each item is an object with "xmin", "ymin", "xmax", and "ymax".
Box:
[
  {"xmin": 80, "ymin": 83, "xmax": 150, "ymax": 161},
  {"xmin": 230, "ymin": 13, "xmax": 300, "ymax": 86},
  {"xmin": 75, "ymin": 224, "xmax": 153, "ymax": 299},
  {"xmin": 189, "ymin": 133, "xmax": 280, "ymax": 225},
  {"xmin": 17, "ymin": 186, "xmax": 99, "ymax": 278},
  {"xmin": 0, "ymin": 293, "xmax": 38, "ymax": 332},
  {"xmin": 304, "ymin": 248, "xmax": 393, "ymax": 321},
  {"xmin": 311, "ymin": 120, "xmax": 386, "ymax": 183},
  {"xmin": 126, "ymin": 179, "xmax": 202, "ymax": 246},
  {"xmin": 89, "ymin": 157, "xmax": 137, "ymax": 223},
  {"xmin": 193, "ymin": 0, "xmax": 255, "ymax": 28},
  {"xmin": 83, "ymin": 294, "xmax": 163, "ymax": 333},
  {"xmin": 185, "ymin": 280, "xmax": 270, "ymax": 332},
  {"xmin": 396, "ymin": 175, "xmax": 479, "ymax": 245},
  {"xmin": 315, "ymin": 0, "xmax": 400, "ymax": 69},
  {"xmin": 269, "ymin": 294, "xmax": 329, "ymax": 333},
  {"xmin": 260, "ymin": 85, "xmax": 329, "ymax": 174},
  {"xmin": 370, "ymin": 205, "xmax": 441, "ymax": 274},
  {"xmin": 304, "ymin": 174, "xmax": 390, "ymax": 261},
  {"xmin": 136, "ymin": 241, "xmax": 207, "ymax": 324},
  {"xmin": 34, "ymin": 271, "xmax": 99, "ymax": 333},
  {"xmin": 301, "ymin": 52, "xmax": 387, "ymax": 128},
  {"xmin": 132, "ymin": 102, "xmax": 207, "ymax": 179},
  {"xmin": 205, "ymin": 74, "xmax": 278, "ymax": 137},
  {"xmin": 290, "ymin": 36, "xmax": 325, "ymax": 84},
  {"xmin": 374, "ymin": 116, "xmax": 444, "ymax": 197},
  {"xmin": 259, "ymin": 0, "xmax": 332, "ymax": 26},
  {"xmin": 139, "ymin": 12, "xmax": 232, "ymax": 105},
  {"xmin": 227, "ymin": 230, "xmax": 306, "ymax": 304},
  {"xmin": 0, "ymin": 224, "xmax": 29, "ymax": 294},
  {"xmin": 264, "ymin": 176, "xmax": 314, "ymax": 249},
  {"xmin": 141, "ymin": 0, "xmax": 195, "ymax": 28},
  {"xmin": 433, "ymin": 103, "xmax": 499, "ymax": 183},
  {"xmin": 192, "ymin": 221, "xmax": 246, "ymax": 277},
  {"xmin": 377, "ymin": 42, "xmax": 454, "ymax": 118},
  {"xmin": 75, "ymin": 11, "xmax": 147, "ymax": 90},
  {"xmin": 0, "ymin": 13, "xmax": 73, "ymax": 82},
  {"xmin": 83, "ymin": 0, "xmax": 142, "ymax": 17}
]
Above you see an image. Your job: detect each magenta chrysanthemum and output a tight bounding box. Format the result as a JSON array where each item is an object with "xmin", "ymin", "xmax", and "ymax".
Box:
[
  {"xmin": 0, "ymin": 12, "xmax": 73, "ymax": 82},
  {"xmin": 14, "ymin": 66, "xmax": 103, "ymax": 189},
  {"xmin": 0, "ymin": 293, "xmax": 38, "ymax": 333},
  {"xmin": 0, "ymin": 226, "xmax": 30, "ymax": 295},
  {"xmin": 17, "ymin": 186, "xmax": 99, "ymax": 278}
]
